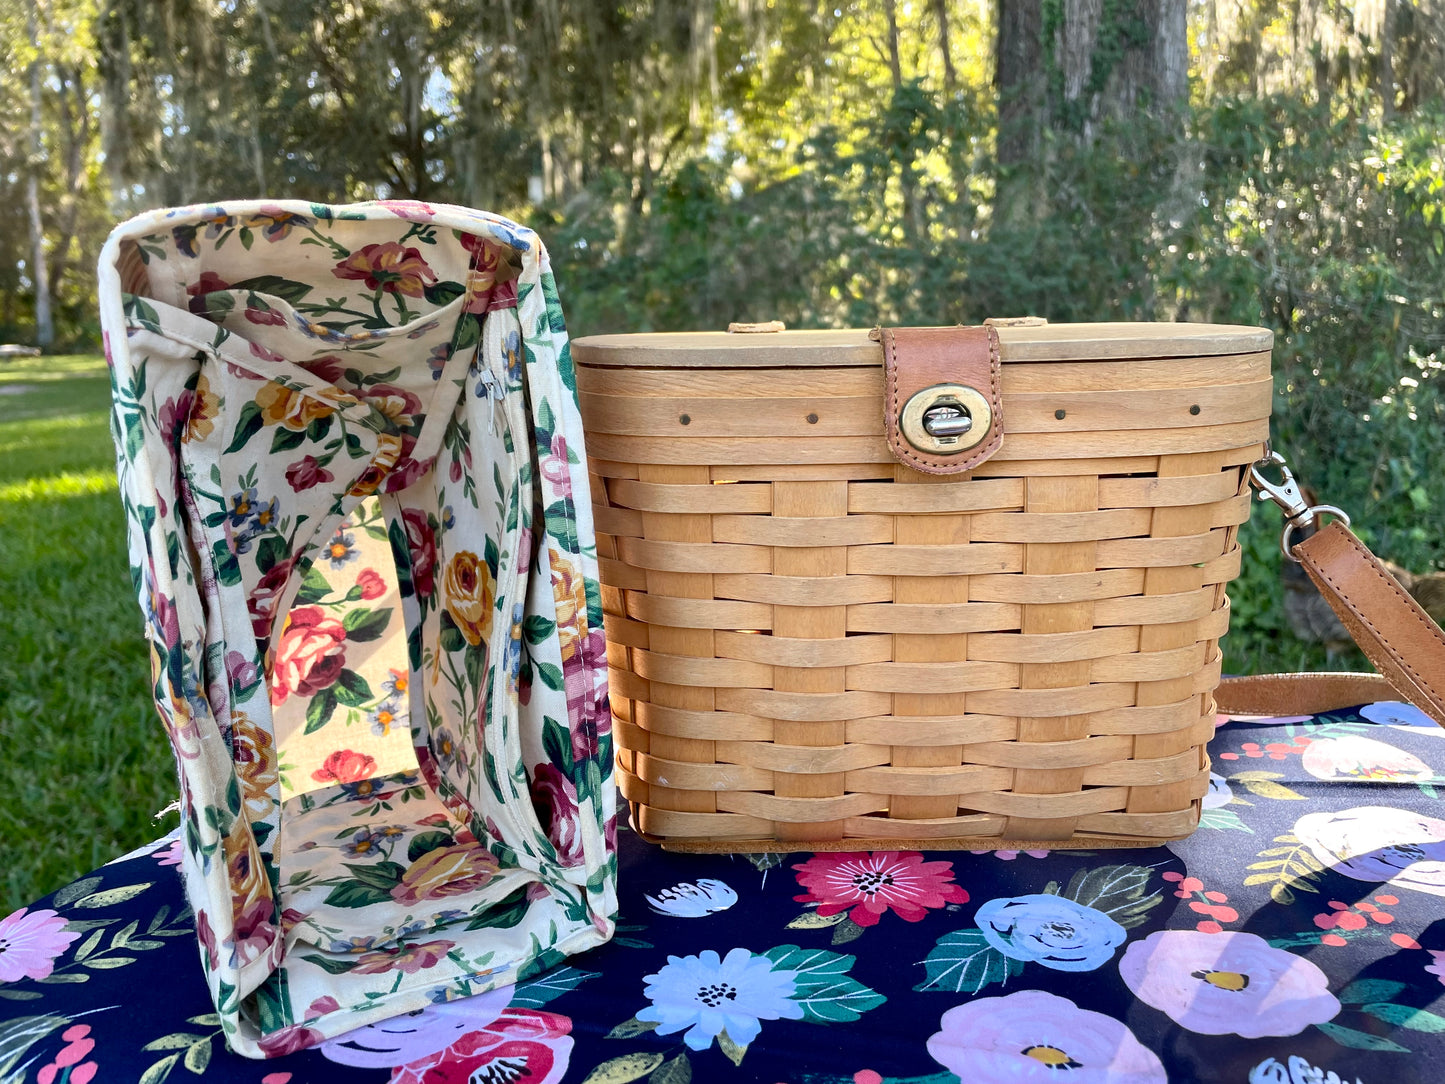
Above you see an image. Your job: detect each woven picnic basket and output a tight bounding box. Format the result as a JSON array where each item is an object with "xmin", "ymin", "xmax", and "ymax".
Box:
[{"xmin": 574, "ymin": 321, "xmax": 1275, "ymax": 850}]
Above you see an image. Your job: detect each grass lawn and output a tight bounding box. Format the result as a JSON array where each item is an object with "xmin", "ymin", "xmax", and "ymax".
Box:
[{"xmin": 0, "ymin": 354, "xmax": 178, "ymax": 909}]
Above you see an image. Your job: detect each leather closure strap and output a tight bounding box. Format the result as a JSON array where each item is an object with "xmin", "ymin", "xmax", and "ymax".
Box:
[
  {"xmin": 1217, "ymin": 520, "xmax": 1445, "ymax": 727},
  {"xmin": 881, "ymin": 325, "xmax": 1003, "ymax": 475}
]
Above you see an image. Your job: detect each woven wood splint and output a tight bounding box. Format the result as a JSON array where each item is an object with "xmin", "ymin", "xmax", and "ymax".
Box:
[{"xmin": 573, "ymin": 323, "xmax": 1274, "ymax": 850}]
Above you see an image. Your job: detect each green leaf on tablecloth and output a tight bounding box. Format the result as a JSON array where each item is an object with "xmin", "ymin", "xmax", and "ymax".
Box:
[
  {"xmin": 1199, "ymin": 807, "xmax": 1254, "ymax": 832},
  {"xmin": 605, "ymin": 1016, "xmax": 660, "ymax": 1040},
  {"xmin": 831, "ymin": 917, "xmax": 867, "ymax": 945},
  {"xmin": 764, "ymin": 945, "xmax": 884, "ymax": 1022},
  {"xmin": 73, "ymin": 929, "xmax": 104, "ymax": 961},
  {"xmin": 83, "ymin": 956, "xmax": 136, "ymax": 969},
  {"xmin": 186, "ymin": 1014, "xmax": 221, "ymax": 1028},
  {"xmin": 582, "ymin": 1053, "xmax": 666, "ymax": 1084},
  {"xmin": 0, "ymin": 990, "xmax": 41, "ymax": 1001},
  {"xmin": 52, "ymin": 876, "xmax": 103, "ymax": 908},
  {"xmin": 183, "ymin": 1036, "xmax": 213, "ymax": 1074},
  {"xmin": 512, "ymin": 966, "xmax": 597, "ymax": 1008},
  {"xmin": 138, "ymin": 1052, "xmax": 181, "ymax": 1084},
  {"xmin": 1363, "ymin": 1003, "xmax": 1445, "ymax": 1031},
  {"xmin": 745, "ymin": 853, "xmax": 785, "ymax": 871},
  {"xmin": 1230, "ymin": 771, "xmax": 1306, "ymax": 800},
  {"xmin": 143, "ymin": 1034, "xmax": 204, "ymax": 1052},
  {"xmin": 74, "ymin": 882, "xmax": 153, "ymax": 909},
  {"xmin": 1340, "ymin": 980, "xmax": 1408, "ymax": 1004},
  {"xmin": 648, "ymin": 1054, "xmax": 691, "ymax": 1084},
  {"xmin": 718, "ymin": 1028, "xmax": 748, "ymax": 1066},
  {"xmin": 1316, "ymin": 1021, "xmax": 1411, "ymax": 1051},
  {"xmin": 1062, "ymin": 865, "xmax": 1162, "ymax": 929},
  {"xmin": 786, "ymin": 909, "xmax": 847, "ymax": 930},
  {"xmin": 1243, "ymin": 833, "xmax": 1324, "ymax": 905},
  {"xmin": 914, "ymin": 928, "xmax": 1024, "ymax": 994}
]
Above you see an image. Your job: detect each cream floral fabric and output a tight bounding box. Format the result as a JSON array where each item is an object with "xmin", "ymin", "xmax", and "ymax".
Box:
[{"xmin": 98, "ymin": 201, "xmax": 616, "ymax": 1059}]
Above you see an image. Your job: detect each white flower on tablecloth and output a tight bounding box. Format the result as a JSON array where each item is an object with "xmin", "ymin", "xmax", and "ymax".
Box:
[
  {"xmin": 1301, "ymin": 735, "xmax": 1432, "ymax": 783},
  {"xmin": 1360, "ymin": 700, "xmax": 1437, "ymax": 728},
  {"xmin": 1203, "ymin": 772, "xmax": 1234, "ymax": 809},
  {"xmin": 646, "ymin": 879, "xmax": 738, "ymax": 917},
  {"xmin": 1293, "ymin": 805, "xmax": 1445, "ymax": 897},
  {"xmin": 926, "ymin": 989, "xmax": 1165, "ymax": 1083},
  {"xmin": 1250, "ymin": 1055, "xmax": 1362, "ymax": 1084},
  {"xmin": 637, "ymin": 947, "xmax": 802, "ymax": 1051}
]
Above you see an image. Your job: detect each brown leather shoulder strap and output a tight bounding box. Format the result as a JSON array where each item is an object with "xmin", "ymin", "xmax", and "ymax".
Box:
[{"xmin": 1217, "ymin": 521, "xmax": 1445, "ymax": 726}]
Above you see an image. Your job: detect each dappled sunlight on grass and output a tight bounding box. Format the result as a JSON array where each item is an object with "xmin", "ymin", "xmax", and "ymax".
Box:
[{"xmin": 0, "ymin": 468, "xmax": 118, "ymax": 502}]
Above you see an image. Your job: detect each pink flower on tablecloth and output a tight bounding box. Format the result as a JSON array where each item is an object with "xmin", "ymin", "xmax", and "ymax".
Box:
[
  {"xmin": 1427, "ymin": 950, "xmax": 1445, "ymax": 987},
  {"xmin": 390, "ymin": 1008, "xmax": 572, "ymax": 1084},
  {"xmin": 0, "ymin": 907, "xmax": 80, "ymax": 982},
  {"xmin": 35, "ymin": 1023, "xmax": 98, "ymax": 1084},
  {"xmin": 927, "ymin": 989, "xmax": 1165, "ymax": 1083},
  {"xmin": 793, "ymin": 851, "xmax": 968, "ymax": 927},
  {"xmin": 1119, "ymin": 930, "xmax": 1339, "ymax": 1037},
  {"xmin": 152, "ymin": 837, "xmax": 184, "ymax": 867}
]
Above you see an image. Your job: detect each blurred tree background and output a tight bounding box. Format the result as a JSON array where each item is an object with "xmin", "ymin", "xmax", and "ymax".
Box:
[{"xmin": 3, "ymin": 0, "xmax": 1445, "ymax": 673}]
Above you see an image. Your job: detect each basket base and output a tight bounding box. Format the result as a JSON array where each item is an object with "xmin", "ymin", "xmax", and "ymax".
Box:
[{"xmin": 650, "ymin": 833, "xmax": 1184, "ymax": 853}]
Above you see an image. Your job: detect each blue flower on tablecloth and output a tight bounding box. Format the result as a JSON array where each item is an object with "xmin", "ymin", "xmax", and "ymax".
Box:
[
  {"xmin": 646, "ymin": 879, "xmax": 738, "ymax": 917},
  {"xmin": 974, "ymin": 894, "xmax": 1128, "ymax": 972},
  {"xmin": 1250, "ymin": 1054, "xmax": 1362, "ymax": 1084},
  {"xmin": 637, "ymin": 947, "xmax": 803, "ymax": 1051},
  {"xmin": 1204, "ymin": 772, "xmax": 1234, "ymax": 808},
  {"xmin": 1361, "ymin": 701, "xmax": 1437, "ymax": 728}
]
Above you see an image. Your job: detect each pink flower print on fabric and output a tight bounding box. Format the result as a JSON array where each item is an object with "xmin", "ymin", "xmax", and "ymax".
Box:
[
  {"xmin": 35, "ymin": 1023, "xmax": 98, "ymax": 1084},
  {"xmin": 926, "ymin": 989, "xmax": 1165, "ymax": 1083},
  {"xmin": 1119, "ymin": 930, "xmax": 1339, "ymax": 1037},
  {"xmin": 1293, "ymin": 805, "xmax": 1445, "ymax": 897},
  {"xmin": 792, "ymin": 851, "xmax": 969, "ymax": 927},
  {"xmin": 0, "ymin": 907, "xmax": 80, "ymax": 982},
  {"xmin": 1426, "ymin": 950, "xmax": 1445, "ymax": 987}
]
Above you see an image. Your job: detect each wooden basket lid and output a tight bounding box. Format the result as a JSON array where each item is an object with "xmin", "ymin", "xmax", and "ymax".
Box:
[{"xmin": 571, "ymin": 322, "xmax": 1274, "ymax": 368}]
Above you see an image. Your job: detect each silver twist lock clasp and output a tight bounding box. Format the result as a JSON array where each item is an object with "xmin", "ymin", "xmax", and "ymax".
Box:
[
  {"xmin": 1249, "ymin": 449, "xmax": 1351, "ymax": 561},
  {"xmin": 922, "ymin": 401, "xmax": 974, "ymax": 439}
]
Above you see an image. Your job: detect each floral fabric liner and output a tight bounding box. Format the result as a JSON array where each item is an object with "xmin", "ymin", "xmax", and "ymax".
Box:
[
  {"xmin": 95, "ymin": 201, "xmax": 616, "ymax": 1058},
  {"xmin": 4, "ymin": 703, "xmax": 1445, "ymax": 1082}
]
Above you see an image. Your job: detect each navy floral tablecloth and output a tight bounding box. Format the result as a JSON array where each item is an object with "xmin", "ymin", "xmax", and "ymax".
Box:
[{"xmin": 5, "ymin": 701, "xmax": 1445, "ymax": 1084}]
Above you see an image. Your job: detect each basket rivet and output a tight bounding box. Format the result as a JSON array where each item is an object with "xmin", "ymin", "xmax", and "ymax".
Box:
[
  {"xmin": 679, "ymin": 414, "xmax": 691, "ymax": 425},
  {"xmin": 1055, "ymin": 409, "xmax": 1066, "ymax": 420},
  {"xmin": 806, "ymin": 413, "xmax": 819, "ymax": 424},
  {"xmin": 1190, "ymin": 404, "xmax": 1202, "ymax": 416}
]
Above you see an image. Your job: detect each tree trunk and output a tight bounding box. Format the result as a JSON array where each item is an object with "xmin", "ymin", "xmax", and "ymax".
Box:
[
  {"xmin": 932, "ymin": 0, "xmax": 957, "ymax": 93},
  {"xmin": 27, "ymin": 0, "xmax": 53, "ymax": 349},
  {"xmin": 995, "ymin": 0, "xmax": 1043, "ymax": 170},
  {"xmin": 1380, "ymin": 0, "xmax": 1395, "ymax": 120}
]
